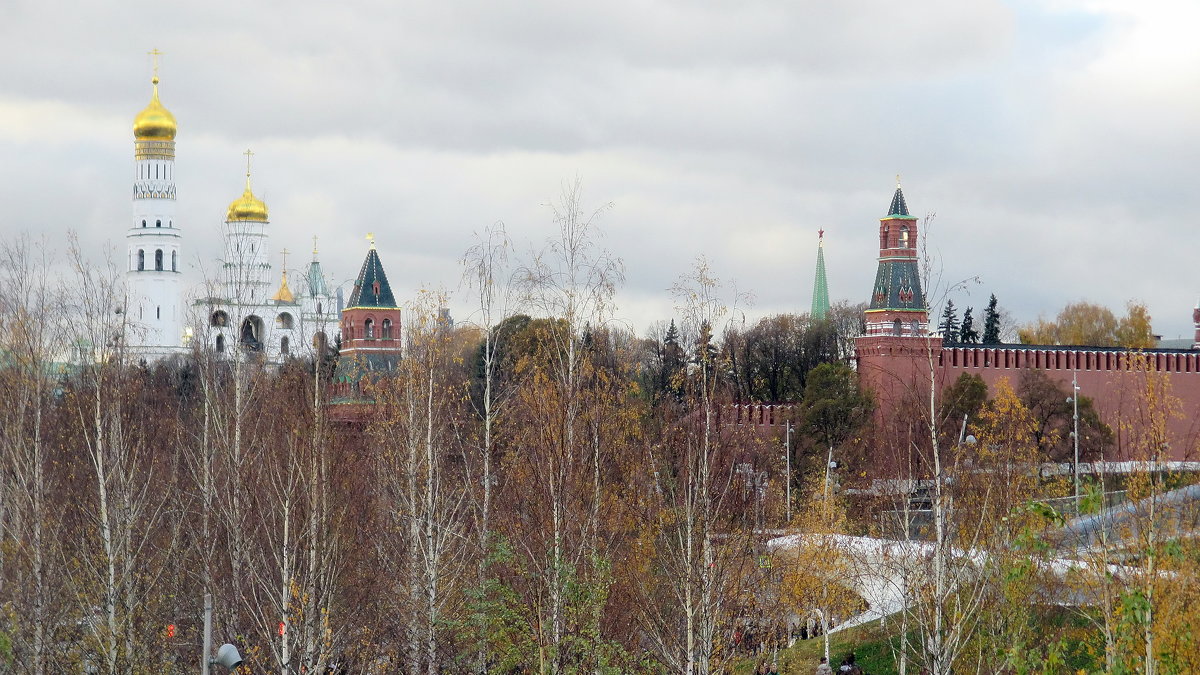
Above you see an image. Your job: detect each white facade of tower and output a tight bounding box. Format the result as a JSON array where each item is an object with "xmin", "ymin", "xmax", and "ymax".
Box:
[
  {"xmin": 125, "ymin": 76, "xmax": 186, "ymax": 360},
  {"xmin": 222, "ymin": 200, "xmax": 271, "ymax": 303},
  {"xmin": 197, "ymin": 173, "xmax": 336, "ymax": 365}
]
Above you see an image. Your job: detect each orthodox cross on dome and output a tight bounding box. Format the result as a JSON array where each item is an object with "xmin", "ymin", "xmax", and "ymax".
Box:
[
  {"xmin": 148, "ymin": 48, "xmax": 163, "ymax": 83},
  {"xmin": 243, "ymin": 148, "xmax": 255, "ymax": 179},
  {"xmin": 280, "ymin": 247, "xmax": 289, "ymax": 270},
  {"xmin": 366, "ymin": 232, "xmax": 376, "ymax": 250}
]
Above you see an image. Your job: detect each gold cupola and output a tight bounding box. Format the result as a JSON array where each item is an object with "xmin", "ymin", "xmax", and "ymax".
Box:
[
  {"xmin": 227, "ymin": 149, "xmax": 268, "ymax": 222},
  {"xmin": 133, "ymin": 76, "xmax": 177, "ymax": 141},
  {"xmin": 271, "ymin": 270, "xmax": 295, "ymax": 303},
  {"xmin": 226, "ymin": 176, "xmax": 269, "ymax": 222}
]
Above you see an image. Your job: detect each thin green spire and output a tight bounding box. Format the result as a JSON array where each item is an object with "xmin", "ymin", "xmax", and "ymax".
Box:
[{"xmin": 811, "ymin": 229, "xmax": 830, "ymax": 320}]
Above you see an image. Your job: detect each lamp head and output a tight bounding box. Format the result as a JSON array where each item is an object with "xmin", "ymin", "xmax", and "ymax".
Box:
[{"xmin": 214, "ymin": 643, "xmax": 243, "ymax": 670}]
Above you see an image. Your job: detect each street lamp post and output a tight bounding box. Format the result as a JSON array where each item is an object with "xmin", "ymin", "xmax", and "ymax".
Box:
[
  {"xmin": 201, "ymin": 592, "xmax": 244, "ymax": 674},
  {"xmin": 784, "ymin": 421, "xmax": 793, "ymax": 523},
  {"xmin": 823, "ymin": 445, "xmax": 839, "ymax": 525},
  {"xmin": 201, "ymin": 593, "xmax": 212, "ymax": 675},
  {"xmin": 1068, "ymin": 372, "xmax": 1081, "ymax": 512}
]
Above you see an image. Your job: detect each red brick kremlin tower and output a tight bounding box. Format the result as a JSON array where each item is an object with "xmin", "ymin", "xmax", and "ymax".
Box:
[
  {"xmin": 854, "ymin": 184, "xmax": 941, "ymax": 417},
  {"xmin": 330, "ymin": 238, "xmax": 403, "ymax": 416},
  {"xmin": 340, "ymin": 238, "xmax": 402, "ymax": 359},
  {"xmin": 864, "ymin": 182, "xmax": 928, "ymax": 337},
  {"xmin": 854, "ymin": 183, "xmax": 1200, "ymax": 465}
]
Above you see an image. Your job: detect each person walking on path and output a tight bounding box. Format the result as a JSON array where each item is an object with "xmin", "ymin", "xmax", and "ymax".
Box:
[
  {"xmin": 815, "ymin": 656, "xmax": 834, "ymax": 675},
  {"xmin": 838, "ymin": 652, "xmax": 864, "ymax": 675}
]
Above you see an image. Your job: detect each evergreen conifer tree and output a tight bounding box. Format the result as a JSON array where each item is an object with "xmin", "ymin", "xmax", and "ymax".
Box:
[
  {"xmin": 983, "ymin": 294, "xmax": 1002, "ymax": 344},
  {"xmin": 960, "ymin": 307, "xmax": 979, "ymax": 343},
  {"xmin": 662, "ymin": 319, "xmax": 685, "ymax": 397},
  {"xmin": 939, "ymin": 300, "xmax": 960, "ymax": 344}
]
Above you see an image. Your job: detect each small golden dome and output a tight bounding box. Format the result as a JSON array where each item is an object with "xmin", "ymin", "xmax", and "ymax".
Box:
[
  {"xmin": 226, "ymin": 178, "xmax": 269, "ymax": 222},
  {"xmin": 133, "ymin": 77, "xmax": 177, "ymax": 141},
  {"xmin": 272, "ymin": 270, "xmax": 295, "ymax": 303}
]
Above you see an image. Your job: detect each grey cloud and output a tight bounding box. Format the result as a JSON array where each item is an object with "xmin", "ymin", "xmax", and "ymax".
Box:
[{"xmin": 2, "ymin": 0, "xmax": 1196, "ymax": 340}]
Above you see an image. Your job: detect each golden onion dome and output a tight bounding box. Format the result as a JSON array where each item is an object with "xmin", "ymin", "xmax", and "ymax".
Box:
[
  {"xmin": 133, "ymin": 77, "xmax": 177, "ymax": 141},
  {"xmin": 226, "ymin": 178, "xmax": 269, "ymax": 222}
]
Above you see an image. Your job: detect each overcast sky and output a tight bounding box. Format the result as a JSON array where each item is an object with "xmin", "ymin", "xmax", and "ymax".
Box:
[{"xmin": 2, "ymin": 0, "xmax": 1198, "ymax": 339}]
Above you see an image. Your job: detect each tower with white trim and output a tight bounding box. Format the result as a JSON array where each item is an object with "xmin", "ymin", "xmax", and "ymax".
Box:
[
  {"xmin": 126, "ymin": 53, "xmax": 185, "ymax": 358},
  {"xmin": 863, "ymin": 181, "xmax": 928, "ymax": 337},
  {"xmin": 197, "ymin": 153, "xmax": 335, "ymax": 364}
]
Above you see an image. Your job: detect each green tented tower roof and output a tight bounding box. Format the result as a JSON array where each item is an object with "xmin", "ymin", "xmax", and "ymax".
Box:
[
  {"xmin": 811, "ymin": 231, "xmax": 830, "ymax": 320},
  {"xmin": 346, "ymin": 247, "xmax": 398, "ymax": 309},
  {"xmin": 887, "ymin": 185, "xmax": 915, "ymax": 219}
]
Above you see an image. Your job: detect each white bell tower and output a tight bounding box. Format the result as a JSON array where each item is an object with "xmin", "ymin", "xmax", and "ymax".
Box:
[{"xmin": 126, "ymin": 49, "xmax": 184, "ymax": 359}]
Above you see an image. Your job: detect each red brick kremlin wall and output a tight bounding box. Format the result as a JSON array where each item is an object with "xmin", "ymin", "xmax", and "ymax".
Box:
[{"xmin": 856, "ymin": 336, "xmax": 1200, "ymax": 463}]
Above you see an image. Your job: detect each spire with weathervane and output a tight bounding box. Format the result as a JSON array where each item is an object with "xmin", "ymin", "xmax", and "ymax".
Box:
[{"xmin": 811, "ymin": 230, "xmax": 830, "ymax": 320}]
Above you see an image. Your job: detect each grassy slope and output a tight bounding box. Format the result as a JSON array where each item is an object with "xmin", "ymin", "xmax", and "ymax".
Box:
[
  {"xmin": 732, "ymin": 608, "xmax": 1103, "ymax": 674},
  {"xmin": 732, "ymin": 620, "xmax": 900, "ymax": 675}
]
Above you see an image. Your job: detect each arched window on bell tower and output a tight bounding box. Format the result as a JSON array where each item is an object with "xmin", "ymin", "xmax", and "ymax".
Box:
[
  {"xmin": 171, "ymin": 251, "xmax": 177, "ymax": 272},
  {"xmin": 137, "ymin": 250, "xmax": 145, "ymax": 271},
  {"xmin": 900, "ymin": 225, "xmax": 909, "ymax": 247},
  {"xmin": 893, "ymin": 319, "xmax": 902, "ymax": 336},
  {"xmin": 155, "ymin": 249, "xmax": 163, "ymax": 271}
]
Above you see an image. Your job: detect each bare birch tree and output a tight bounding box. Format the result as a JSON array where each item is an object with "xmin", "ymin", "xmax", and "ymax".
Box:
[
  {"xmin": 636, "ymin": 257, "xmax": 753, "ymax": 675},
  {"xmin": 62, "ymin": 237, "xmax": 183, "ymax": 674},
  {"xmin": 461, "ymin": 223, "xmax": 515, "ymax": 672},
  {"xmin": 0, "ymin": 235, "xmax": 71, "ymax": 674},
  {"xmin": 372, "ymin": 291, "xmax": 471, "ymax": 674},
  {"xmin": 513, "ymin": 178, "xmax": 623, "ymax": 673}
]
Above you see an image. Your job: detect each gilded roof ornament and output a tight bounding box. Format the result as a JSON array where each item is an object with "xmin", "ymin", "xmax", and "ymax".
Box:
[
  {"xmin": 133, "ymin": 49, "xmax": 177, "ymax": 141},
  {"xmin": 271, "ymin": 269, "xmax": 295, "ymax": 303},
  {"xmin": 226, "ymin": 149, "xmax": 269, "ymax": 222}
]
